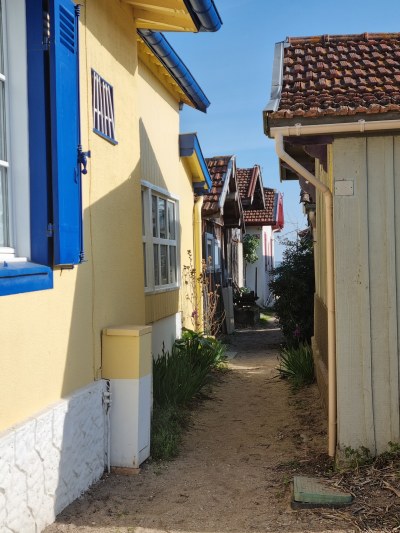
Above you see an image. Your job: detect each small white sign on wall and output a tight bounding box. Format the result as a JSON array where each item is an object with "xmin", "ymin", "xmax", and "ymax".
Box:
[{"xmin": 335, "ymin": 180, "xmax": 354, "ymax": 196}]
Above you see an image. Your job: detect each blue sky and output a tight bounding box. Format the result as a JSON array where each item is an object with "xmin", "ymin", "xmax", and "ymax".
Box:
[{"xmin": 168, "ymin": 0, "xmax": 400, "ymax": 261}]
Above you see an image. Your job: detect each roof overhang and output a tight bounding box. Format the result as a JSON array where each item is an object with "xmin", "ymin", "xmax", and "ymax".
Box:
[
  {"xmin": 123, "ymin": 0, "xmax": 222, "ymax": 32},
  {"xmin": 179, "ymin": 133, "xmax": 212, "ymax": 192},
  {"xmin": 138, "ymin": 30, "xmax": 210, "ymax": 112}
]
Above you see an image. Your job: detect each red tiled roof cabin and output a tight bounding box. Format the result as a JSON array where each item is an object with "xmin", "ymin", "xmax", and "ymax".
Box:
[
  {"xmin": 236, "ymin": 165, "xmax": 283, "ymax": 307},
  {"xmin": 264, "ymin": 33, "xmax": 400, "ymax": 457}
]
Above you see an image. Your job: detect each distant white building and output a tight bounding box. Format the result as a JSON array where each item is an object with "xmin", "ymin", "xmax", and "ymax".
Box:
[{"xmin": 237, "ymin": 166, "xmax": 284, "ymax": 307}]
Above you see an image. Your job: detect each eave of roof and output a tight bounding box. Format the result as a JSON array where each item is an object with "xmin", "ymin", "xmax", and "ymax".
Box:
[
  {"xmin": 179, "ymin": 133, "xmax": 212, "ymax": 191},
  {"xmin": 124, "ymin": 0, "xmax": 222, "ymax": 33},
  {"xmin": 264, "ymin": 33, "xmax": 400, "ymax": 131},
  {"xmin": 138, "ymin": 30, "xmax": 210, "ymax": 112}
]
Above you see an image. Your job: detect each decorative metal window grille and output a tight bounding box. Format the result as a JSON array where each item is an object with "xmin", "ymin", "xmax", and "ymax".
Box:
[{"xmin": 91, "ymin": 69, "xmax": 116, "ymax": 142}]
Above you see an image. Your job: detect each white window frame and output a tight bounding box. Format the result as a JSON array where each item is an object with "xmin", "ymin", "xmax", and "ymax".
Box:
[
  {"xmin": 91, "ymin": 69, "xmax": 116, "ymax": 144},
  {"xmin": 0, "ymin": 0, "xmax": 30, "ymax": 263},
  {"xmin": 142, "ymin": 181, "xmax": 180, "ymax": 293}
]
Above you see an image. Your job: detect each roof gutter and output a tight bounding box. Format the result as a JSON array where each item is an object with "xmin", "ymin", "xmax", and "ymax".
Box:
[
  {"xmin": 183, "ymin": 0, "xmax": 222, "ymax": 32},
  {"xmin": 138, "ymin": 30, "xmax": 210, "ymax": 113},
  {"xmin": 270, "ymin": 118, "xmax": 400, "ymax": 138}
]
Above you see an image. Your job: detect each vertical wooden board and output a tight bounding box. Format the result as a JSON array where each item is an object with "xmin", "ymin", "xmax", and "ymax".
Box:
[
  {"xmin": 332, "ymin": 138, "xmax": 375, "ymax": 451},
  {"xmin": 392, "ymin": 137, "xmax": 400, "ymax": 442},
  {"xmin": 367, "ymin": 136, "xmax": 399, "ymax": 452}
]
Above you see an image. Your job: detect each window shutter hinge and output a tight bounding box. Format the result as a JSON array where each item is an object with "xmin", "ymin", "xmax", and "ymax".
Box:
[
  {"xmin": 78, "ymin": 145, "xmax": 91, "ymax": 175},
  {"xmin": 47, "ymin": 223, "xmax": 54, "ymax": 237}
]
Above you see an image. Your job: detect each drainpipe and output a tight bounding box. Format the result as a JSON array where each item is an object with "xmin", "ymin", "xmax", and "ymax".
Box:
[
  {"xmin": 194, "ymin": 196, "xmax": 204, "ymax": 332},
  {"xmin": 273, "ymin": 132, "xmax": 336, "ymax": 457}
]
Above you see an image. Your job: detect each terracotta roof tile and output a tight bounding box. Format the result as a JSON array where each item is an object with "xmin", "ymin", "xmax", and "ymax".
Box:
[
  {"xmin": 202, "ymin": 156, "xmax": 233, "ymax": 215},
  {"xmin": 270, "ymin": 33, "xmax": 400, "ymax": 120},
  {"xmin": 243, "ymin": 189, "xmax": 276, "ymax": 226}
]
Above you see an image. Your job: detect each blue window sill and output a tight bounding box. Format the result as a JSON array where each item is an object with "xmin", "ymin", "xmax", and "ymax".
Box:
[
  {"xmin": 93, "ymin": 128, "xmax": 118, "ymax": 145},
  {"xmin": 0, "ymin": 261, "xmax": 53, "ymax": 296}
]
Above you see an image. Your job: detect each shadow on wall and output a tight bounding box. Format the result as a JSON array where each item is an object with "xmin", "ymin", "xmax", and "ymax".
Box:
[
  {"xmin": 51, "ymin": 159, "xmax": 143, "ymax": 521},
  {"xmin": 52, "ymin": 116, "xmax": 186, "ymax": 520}
]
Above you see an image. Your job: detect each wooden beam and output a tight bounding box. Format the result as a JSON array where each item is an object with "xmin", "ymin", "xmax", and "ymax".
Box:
[
  {"xmin": 124, "ymin": 0, "xmax": 183, "ymax": 10},
  {"xmin": 134, "ymin": 8, "xmax": 194, "ymax": 31}
]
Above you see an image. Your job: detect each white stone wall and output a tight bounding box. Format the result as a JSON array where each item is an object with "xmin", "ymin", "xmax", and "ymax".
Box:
[
  {"xmin": 151, "ymin": 312, "xmax": 182, "ymax": 357},
  {"xmin": 0, "ymin": 380, "xmax": 107, "ymax": 533}
]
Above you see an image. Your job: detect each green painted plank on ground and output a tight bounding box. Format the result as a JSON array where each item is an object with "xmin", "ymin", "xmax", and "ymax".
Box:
[{"xmin": 293, "ymin": 476, "xmax": 353, "ymax": 505}]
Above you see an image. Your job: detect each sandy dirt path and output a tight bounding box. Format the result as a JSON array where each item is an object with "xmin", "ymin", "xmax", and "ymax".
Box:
[{"xmin": 45, "ymin": 322, "xmax": 354, "ymax": 533}]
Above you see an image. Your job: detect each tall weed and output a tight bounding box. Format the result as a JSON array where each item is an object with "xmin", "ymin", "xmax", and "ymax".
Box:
[{"xmin": 279, "ymin": 342, "xmax": 315, "ymax": 389}]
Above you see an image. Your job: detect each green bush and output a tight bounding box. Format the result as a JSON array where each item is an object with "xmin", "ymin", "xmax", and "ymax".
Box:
[
  {"xmin": 278, "ymin": 342, "xmax": 315, "ymax": 389},
  {"xmin": 269, "ymin": 232, "xmax": 314, "ymax": 345},
  {"xmin": 153, "ymin": 330, "xmax": 226, "ymax": 407},
  {"xmin": 243, "ymin": 234, "xmax": 259, "ymax": 264},
  {"xmin": 151, "ymin": 330, "xmax": 226, "ymax": 460}
]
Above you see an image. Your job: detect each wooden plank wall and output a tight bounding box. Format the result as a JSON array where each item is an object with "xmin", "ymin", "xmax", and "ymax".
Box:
[{"xmin": 333, "ymin": 136, "xmax": 400, "ymax": 454}]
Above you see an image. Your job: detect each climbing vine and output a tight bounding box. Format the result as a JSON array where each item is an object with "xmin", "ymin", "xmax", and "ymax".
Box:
[{"xmin": 242, "ymin": 234, "xmax": 259, "ymax": 264}]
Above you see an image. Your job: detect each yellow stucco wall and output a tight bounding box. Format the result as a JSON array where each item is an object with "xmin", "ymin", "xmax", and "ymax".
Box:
[
  {"xmin": 138, "ymin": 61, "xmax": 196, "ymax": 328},
  {"xmin": 0, "ymin": 0, "xmax": 146, "ymax": 431}
]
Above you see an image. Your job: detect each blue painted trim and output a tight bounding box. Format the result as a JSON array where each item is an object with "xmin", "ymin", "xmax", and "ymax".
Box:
[
  {"xmin": 179, "ymin": 133, "xmax": 212, "ymax": 190},
  {"xmin": 183, "ymin": 0, "xmax": 222, "ymax": 32},
  {"xmin": 138, "ymin": 30, "xmax": 210, "ymax": 113},
  {"xmin": 26, "ymin": 0, "xmax": 52, "ymax": 266},
  {"xmin": 93, "ymin": 128, "xmax": 118, "ymax": 145},
  {"xmin": 0, "ymin": 262, "xmax": 53, "ymax": 296}
]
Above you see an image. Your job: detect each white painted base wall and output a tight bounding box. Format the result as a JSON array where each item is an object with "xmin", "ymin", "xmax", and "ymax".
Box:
[
  {"xmin": 245, "ymin": 227, "xmax": 275, "ymax": 307},
  {"xmin": 151, "ymin": 312, "xmax": 182, "ymax": 357},
  {"xmin": 0, "ymin": 380, "xmax": 107, "ymax": 533},
  {"xmin": 109, "ymin": 375, "xmax": 151, "ymax": 468}
]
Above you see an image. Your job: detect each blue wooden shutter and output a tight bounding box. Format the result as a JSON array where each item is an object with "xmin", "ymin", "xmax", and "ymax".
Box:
[
  {"xmin": 49, "ymin": 0, "xmax": 83, "ymax": 265},
  {"xmin": 26, "ymin": 1, "xmax": 52, "ymax": 266}
]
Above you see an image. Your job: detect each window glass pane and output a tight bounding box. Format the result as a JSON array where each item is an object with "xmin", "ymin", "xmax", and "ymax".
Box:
[
  {"xmin": 0, "ymin": 81, "xmax": 6, "ymax": 162},
  {"xmin": 152, "ymin": 195, "xmax": 158, "ymax": 237},
  {"xmin": 207, "ymin": 238, "xmax": 213, "ymax": 267},
  {"xmin": 141, "ymin": 190, "xmax": 145, "ymax": 236},
  {"xmin": 168, "ymin": 201, "xmax": 175, "ymax": 239},
  {"xmin": 0, "ymin": 3, "xmax": 3, "ymax": 74},
  {"xmin": 160, "ymin": 244, "xmax": 168, "ymax": 285},
  {"xmin": 143, "ymin": 242, "xmax": 147, "ymax": 287},
  {"xmin": 158, "ymin": 198, "xmax": 166, "ymax": 239},
  {"xmin": 153, "ymin": 244, "xmax": 159, "ymax": 285},
  {"xmin": 0, "ymin": 166, "xmax": 8, "ymax": 247},
  {"xmin": 169, "ymin": 245, "xmax": 176, "ymax": 284}
]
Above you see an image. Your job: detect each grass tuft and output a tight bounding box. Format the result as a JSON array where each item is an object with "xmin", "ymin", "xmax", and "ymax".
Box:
[{"xmin": 278, "ymin": 342, "xmax": 315, "ymax": 389}]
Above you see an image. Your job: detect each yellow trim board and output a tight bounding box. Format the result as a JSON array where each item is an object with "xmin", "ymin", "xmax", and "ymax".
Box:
[
  {"xmin": 137, "ymin": 37, "xmax": 194, "ymax": 108},
  {"xmin": 102, "ymin": 328, "xmax": 152, "ymax": 379},
  {"xmin": 123, "ymin": 0, "xmax": 197, "ymax": 32}
]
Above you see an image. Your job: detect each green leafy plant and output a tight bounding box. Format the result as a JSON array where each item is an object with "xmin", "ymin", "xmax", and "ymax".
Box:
[
  {"xmin": 151, "ymin": 405, "xmax": 189, "ymax": 460},
  {"xmin": 342, "ymin": 446, "xmax": 373, "ymax": 469},
  {"xmin": 151, "ymin": 331, "xmax": 226, "ymax": 460},
  {"xmin": 269, "ymin": 232, "xmax": 314, "ymax": 345},
  {"xmin": 243, "ymin": 234, "xmax": 259, "ymax": 264},
  {"xmin": 278, "ymin": 342, "xmax": 315, "ymax": 389}
]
